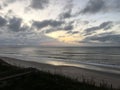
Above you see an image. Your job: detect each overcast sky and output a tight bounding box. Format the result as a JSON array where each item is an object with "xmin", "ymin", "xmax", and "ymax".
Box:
[{"xmin": 0, "ymin": 0, "xmax": 120, "ymax": 46}]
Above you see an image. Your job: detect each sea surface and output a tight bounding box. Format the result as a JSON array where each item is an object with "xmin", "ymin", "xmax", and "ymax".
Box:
[{"xmin": 0, "ymin": 46, "xmax": 120, "ymax": 74}]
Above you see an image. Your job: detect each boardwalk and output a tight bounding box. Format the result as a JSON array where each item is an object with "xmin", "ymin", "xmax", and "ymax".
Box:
[{"xmin": 0, "ymin": 69, "xmax": 35, "ymax": 81}]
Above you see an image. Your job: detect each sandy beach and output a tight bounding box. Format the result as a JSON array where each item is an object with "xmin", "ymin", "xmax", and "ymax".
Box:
[{"xmin": 0, "ymin": 56, "xmax": 120, "ymax": 88}]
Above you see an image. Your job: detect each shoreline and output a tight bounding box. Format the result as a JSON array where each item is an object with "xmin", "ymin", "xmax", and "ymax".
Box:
[{"xmin": 0, "ymin": 56, "xmax": 120, "ymax": 88}]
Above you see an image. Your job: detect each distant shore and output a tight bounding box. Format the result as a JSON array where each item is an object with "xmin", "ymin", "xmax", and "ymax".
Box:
[{"xmin": 0, "ymin": 56, "xmax": 120, "ymax": 88}]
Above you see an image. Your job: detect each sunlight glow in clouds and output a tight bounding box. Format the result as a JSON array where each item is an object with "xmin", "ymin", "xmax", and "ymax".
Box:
[{"xmin": 46, "ymin": 31, "xmax": 84, "ymax": 44}]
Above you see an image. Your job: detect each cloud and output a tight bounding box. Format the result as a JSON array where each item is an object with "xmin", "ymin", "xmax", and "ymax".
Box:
[
  {"xmin": 59, "ymin": 0, "xmax": 73, "ymax": 19},
  {"xmin": 86, "ymin": 34, "xmax": 120, "ymax": 43},
  {"xmin": 0, "ymin": 16, "xmax": 7, "ymax": 27},
  {"xmin": 81, "ymin": 0, "xmax": 120, "ymax": 14},
  {"xmin": 32, "ymin": 20, "xmax": 64, "ymax": 30},
  {"xmin": 0, "ymin": 0, "xmax": 119, "ymax": 46},
  {"xmin": 1, "ymin": 0, "xmax": 20, "ymax": 7},
  {"xmin": 6, "ymin": 0, "xmax": 17, "ymax": 3},
  {"xmin": 29, "ymin": 0, "xmax": 49, "ymax": 10},
  {"xmin": 63, "ymin": 25, "xmax": 73, "ymax": 30},
  {"xmin": 59, "ymin": 10, "xmax": 72, "ymax": 19},
  {"xmin": 109, "ymin": 0, "xmax": 120, "ymax": 11},
  {"xmin": 57, "ymin": 21, "xmax": 74, "ymax": 31},
  {"xmin": 8, "ymin": 17, "xmax": 22, "ymax": 32},
  {"xmin": 7, "ymin": 17, "xmax": 29, "ymax": 32},
  {"xmin": 84, "ymin": 21, "xmax": 113, "ymax": 35},
  {"xmin": 81, "ymin": 0, "xmax": 105, "ymax": 14},
  {"xmin": 44, "ymin": 21, "xmax": 74, "ymax": 34},
  {"xmin": 1, "ymin": 0, "xmax": 49, "ymax": 10},
  {"xmin": 0, "ymin": 5, "xmax": 2, "ymax": 9},
  {"xmin": 67, "ymin": 31, "xmax": 79, "ymax": 34},
  {"xmin": 80, "ymin": 30, "xmax": 120, "ymax": 44}
]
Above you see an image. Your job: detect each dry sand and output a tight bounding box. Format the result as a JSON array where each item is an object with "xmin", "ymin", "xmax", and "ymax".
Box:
[{"xmin": 0, "ymin": 57, "xmax": 120, "ymax": 88}]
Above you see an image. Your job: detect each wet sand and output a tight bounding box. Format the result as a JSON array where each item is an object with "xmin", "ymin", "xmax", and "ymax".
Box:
[{"xmin": 0, "ymin": 56, "xmax": 120, "ymax": 88}]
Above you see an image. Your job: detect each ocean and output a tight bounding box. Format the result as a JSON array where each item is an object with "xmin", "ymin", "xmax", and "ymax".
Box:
[{"xmin": 0, "ymin": 46, "xmax": 120, "ymax": 74}]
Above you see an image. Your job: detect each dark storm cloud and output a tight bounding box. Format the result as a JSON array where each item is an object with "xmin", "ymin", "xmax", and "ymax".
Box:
[
  {"xmin": 44, "ymin": 21, "xmax": 74, "ymax": 33},
  {"xmin": 0, "ymin": 5, "xmax": 2, "ymax": 9},
  {"xmin": 63, "ymin": 25, "xmax": 73, "ymax": 30},
  {"xmin": 7, "ymin": 9, "xmax": 13, "ymax": 14},
  {"xmin": 109, "ymin": 0, "xmax": 120, "ymax": 11},
  {"xmin": 58, "ymin": 21, "xmax": 74, "ymax": 31},
  {"xmin": 6, "ymin": 0, "xmax": 17, "ymax": 3},
  {"xmin": 19, "ymin": 25, "xmax": 30, "ymax": 32},
  {"xmin": 0, "ymin": 16, "xmax": 7, "ymax": 27},
  {"xmin": 81, "ymin": 0, "xmax": 120, "ymax": 14},
  {"xmin": 2, "ymin": 0, "xmax": 19, "ymax": 7},
  {"xmin": 8, "ymin": 17, "xmax": 29, "ymax": 32},
  {"xmin": 82, "ymin": 21, "xmax": 89, "ymax": 25},
  {"xmin": 67, "ymin": 31, "xmax": 79, "ymax": 34},
  {"xmin": 84, "ymin": 21, "xmax": 113, "ymax": 35},
  {"xmin": 2, "ymin": 0, "xmax": 49, "ymax": 10},
  {"xmin": 56, "ymin": 24, "xmax": 74, "ymax": 31},
  {"xmin": 29, "ymin": 0, "xmax": 49, "ymax": 10},
  {"xmin": 32, "ymin": 20, "xmax": 64, "ymax": 30},
  {"xmin": 115, "ymin": 0, "xmax": 120, "ymax": 8},
  {"xmin": 0, "ymin": 31, "xmax": 2, "ymax": 34},
  {"xmin": 45, "ymin": 25, "xmax": 73, "ymax": 34},
  {"xmin": 59, "ymin": 10, "xmax": 72, "ymax": 19},
  {"xmin": 59, "ymin": 0, "xmax": 73, "ymax": 19},
  {"xmin": 85, "ymin": 34, "xmax": 120, "ymax": 43},
  {"xmin": 80, "ymin": 29, "xmax": 120, "ymax": 44},
  {"xmin": 81, "ymin": 0, "xmax": 105, "ymax": 14},
  {"xmin": 8, "ymin": 17, "xmax": 22, "ymax": 32}
]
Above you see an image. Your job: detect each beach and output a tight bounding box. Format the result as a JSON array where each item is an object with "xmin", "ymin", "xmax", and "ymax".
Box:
[{"xmin": 0, "ymin": 56, "xmax": 120, "ymax": 88}]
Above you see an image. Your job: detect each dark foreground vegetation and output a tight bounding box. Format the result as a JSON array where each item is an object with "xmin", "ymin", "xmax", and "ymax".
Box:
[{"xmin": 0, "ymin": 59, "xmax": 119, "ymax": 90}]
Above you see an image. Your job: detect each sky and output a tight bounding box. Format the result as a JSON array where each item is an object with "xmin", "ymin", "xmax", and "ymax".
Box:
[{"xmin": 0, "ymin": 0, "xmax": 120, "ymax": 46}]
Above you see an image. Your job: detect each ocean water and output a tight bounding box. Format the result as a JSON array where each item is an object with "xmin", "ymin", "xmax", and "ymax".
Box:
[{"xmin": 0, "ymin": 46, "xmax": 120, "ymax": 74}]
